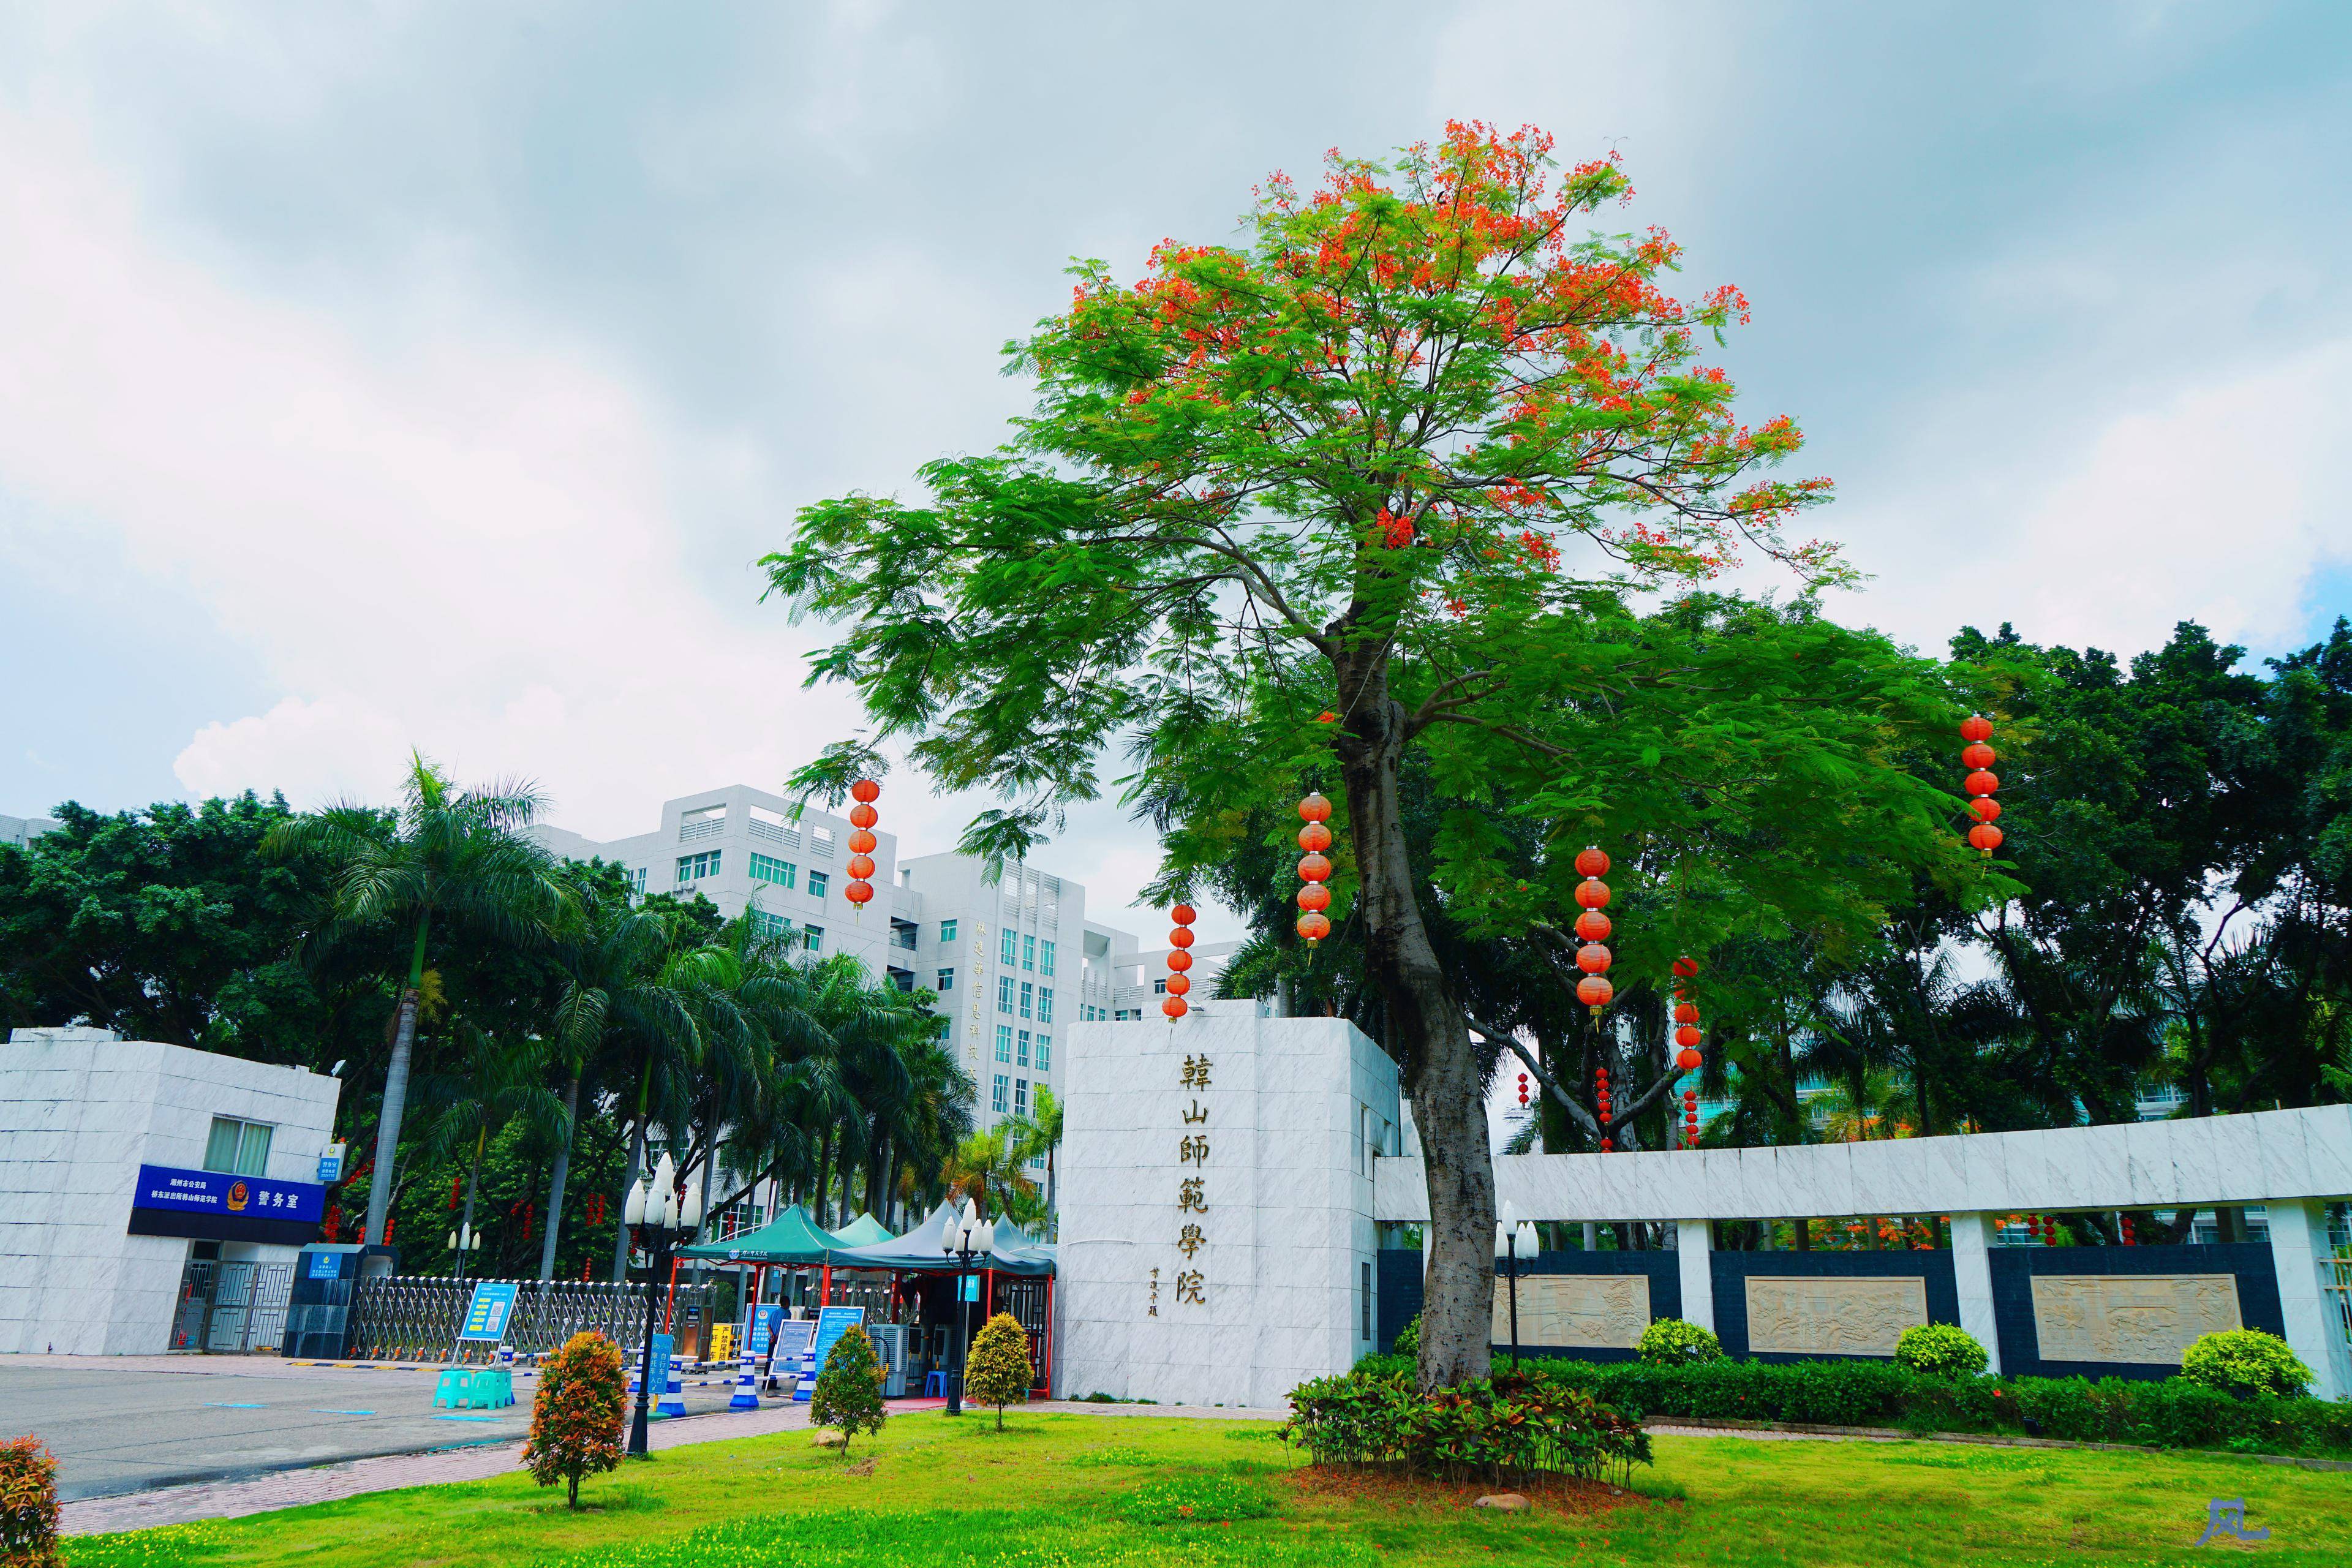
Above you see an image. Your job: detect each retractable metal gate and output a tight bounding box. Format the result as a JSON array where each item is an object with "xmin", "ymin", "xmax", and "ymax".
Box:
[
  {"xmin": 168, "ymin": 1259, "xmax": 293, "ymax": 1353},
  {"xmin": 346, "ymin": 1276, "xmax": 717, "ymax": 1363}
]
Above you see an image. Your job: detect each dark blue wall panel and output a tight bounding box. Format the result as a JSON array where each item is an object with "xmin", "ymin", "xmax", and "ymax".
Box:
[
  {"xmin": 1709, "ymin": 1250, "xmax": 1959, "ymax": 1363},
  {"xmin": 1374, "ymin": 1248, "xmax": 1681, "ymax": 1362},
  {"xmin": 1986, "ymin": 1243, "xmax": 2283, "ymax": 1382}
]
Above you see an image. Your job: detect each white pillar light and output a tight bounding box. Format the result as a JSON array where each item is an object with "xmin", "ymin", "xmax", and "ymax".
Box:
[{"xmin": 624, "ymin": 1180, "xmax": 648, "ymax": 1228}]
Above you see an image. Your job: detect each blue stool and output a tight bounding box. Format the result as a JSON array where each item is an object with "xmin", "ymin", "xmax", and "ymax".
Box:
[{"xmin": 924, "ymin": 1370, "xmax": 949, "ymax": 1398}]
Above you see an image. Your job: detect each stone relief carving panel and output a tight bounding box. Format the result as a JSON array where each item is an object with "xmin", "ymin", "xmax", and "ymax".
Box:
[
  {"xmin": 1491, "ymin": 1273, "xmax": 1650, "ymax": 1349},
  {"xmin": 2030, "ymin": 1273, "xmax": 2242, "ymax": 1366},
  {"xmin": 1744, "ymin": 1276, "xmax": 1926, "ymax": 1357}
]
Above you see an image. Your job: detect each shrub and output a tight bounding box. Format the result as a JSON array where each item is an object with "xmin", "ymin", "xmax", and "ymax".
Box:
[
  {"xmin": 0, "ymin": 1436, "xmax": 60, "ymax": 1568},
  {"xmin": 522, "ymin": 1332, "xmax": 627, "ymax": 1510},
  {"xmin": 963, "ymin": 1311, "xmax": 1035, "ymax": 1431},
  {"xmin": 1117, "ymin": 1475, "xmax": 1276, "ymax": 1525},
  {"xmin": 2180, "ymin": 1329, "xmax": 2313, "ymax": 1399},
  {"xmin": 1284, "ymin": 1365, "xmax": 1652, "ymax": 1487},
  {"xmin": 1638, "ymin": 1317, "xmax": 1724, "ymax": 1365},
  {"xmin": 810, "ymin": 1322, "xmax": 889, "ymax": 1453},
  {"xmin": 1895, "ymin": 1324, "xmax": 1988, "ymax": 1379},
  {"xmin": 1390, "ymin": 1312, "xmax": 1421, "ymax": 1357}
]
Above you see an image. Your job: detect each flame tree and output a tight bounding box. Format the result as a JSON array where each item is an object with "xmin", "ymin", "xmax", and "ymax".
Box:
[{"xmin": 766, "ymin": 124, "xmax": 1969, "ymax": 1387}]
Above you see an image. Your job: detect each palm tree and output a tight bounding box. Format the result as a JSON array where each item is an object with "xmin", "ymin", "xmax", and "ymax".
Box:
[
  {"xmin": 412, "ymin": 1022, "xmax": 567, "ymax": 1275},
  {"xmin": 541, "ymin": 897, "xmax": 692, "ymax": 1278},
  {"xmin": 1003, "ymin": 1084, "xmax": 1064, "ymax": 1229},
  {"xmin": 265, "ymin": 753, "xmax": 576, "ymax": 1246}
]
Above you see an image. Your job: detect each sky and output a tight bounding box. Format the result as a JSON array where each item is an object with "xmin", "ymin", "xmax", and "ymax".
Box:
[{"xmin": 2, "ymin": 1, "xmax": 2348, "ymax": 946}]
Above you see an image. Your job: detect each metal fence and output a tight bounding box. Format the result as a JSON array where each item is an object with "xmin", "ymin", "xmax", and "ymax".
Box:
[
  {"xmin": 347, "ymin": 1276, "xmax": 718, "ymax": 1363},
  {"xmin": 169, "ymin": 1260, "xmax": 293, "ymax": 1354},
  {"xmin": 2326, "ymin": 1257, "xmax": 2352, "ymax": 1352}
]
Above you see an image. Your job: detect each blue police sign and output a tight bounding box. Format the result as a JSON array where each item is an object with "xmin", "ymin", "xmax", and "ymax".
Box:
[
  {"xmin": 127, "ymin": 1163, "xmax": 327, "ymax": 1245},
  {"xmin": 459, "ymin": 1281, "xmax": 519, "ymax": 1341}
]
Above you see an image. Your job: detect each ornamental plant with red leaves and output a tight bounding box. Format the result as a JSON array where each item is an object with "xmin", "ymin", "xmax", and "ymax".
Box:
[
  {"xmin": 770, "ymin": 123, "xmax": 1972, "ymax": 1395},
  {"xmin": 523, "ymin": 1330, "xmax": 627, "ymax": 1510},
  {"xmin": 0, "ymin": 1436, "xmax": 59, "ymax": 1568}
]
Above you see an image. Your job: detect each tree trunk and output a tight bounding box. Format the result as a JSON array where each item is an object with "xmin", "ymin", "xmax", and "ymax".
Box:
[
  {"xmin": 813, "ymin": 1121, "xmax": 835, "ymax": 1231},
  {"xmin": 1332, "ymin": 666, "xmax": 1493, "ymax": 1393},
  {"xmin": 458, "ymin": 1129, "xmax": 486, "ymax": 1278},
  {"xmin": 363, "ymin": 915, "xmax": 432, "ymax": 1247},
  {"xmin": 540, "ymin": 1074, "xmax": 580, "ymax": 1280},
  {"xmin": 611, "ymin": 1119, "xmax": 646, "ymax": 1283}
]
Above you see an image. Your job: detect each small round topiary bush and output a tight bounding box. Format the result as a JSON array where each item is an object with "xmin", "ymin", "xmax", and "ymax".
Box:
[
  {"xmin": 522, "ymin": 1330, "xmax": 627, "ymax": 1510},
  {"xmin": 0, "ymin": 1435, "xmax": 61, "ymax": 1568},
  {"xmin": 2180, "ymin": 1329, "xmax": 2313, "ymax": 1399},
  {"xmin": 1895, "ymin": 1323, "xmax": 1989, "ymax": 1379},
  {"xmin": 1390, "ymin": 1312, "xmax": 1421, "ymax": 1357},
  {"xmin": 1638, "ymin": 1317, "xmax": 1724, "ymax": 1365}
]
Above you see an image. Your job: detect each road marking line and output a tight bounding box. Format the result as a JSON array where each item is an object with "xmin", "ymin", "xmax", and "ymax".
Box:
[{"xmin": 202, "ymin": 1402, "xmax": 268, "ymax": 1409}]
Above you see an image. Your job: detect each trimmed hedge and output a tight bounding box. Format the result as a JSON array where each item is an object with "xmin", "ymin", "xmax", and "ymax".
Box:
[
  {"xmin": 1349, "ymin": 1352, "xmax": 2352, "ymax": 1458},
  {"xmin": 1285, "ymin": 1365, "xmax": 1651, "ymax": 1487}
]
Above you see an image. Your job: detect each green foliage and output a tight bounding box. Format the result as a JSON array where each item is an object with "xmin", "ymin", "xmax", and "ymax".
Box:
[
  {"xmin": 1117, "ymin": 1476, "xmax": 1276, "ymax": 1525},
  {"xmin": 961, "ymin": 1313, "xmax": 1035, "ymax": 1430},
  {"xmin": 2179, "ymin": 1329, "xmax": 2313, "ymax": 1399},
  {"xmin": 0, "ymin": 1435, "xmax": 60, "ymax": 1568},
  {"xmin": 1637, "ymin": 1318, "xmax": 1723, "ymax": 1365},
  {"xmin": 1282, "ymin": 1365, "xmax": 1651, "ymax": 1486},
  {"xmin": 524, "ymin": 1332, "xmax": 627, "ymax": 1509},
  {"xmin": 1388, "ymin": 1312, "xmax": 1420, "ymax": 1357},
  {"xmin": 810, "ymin": 1324, "xmax": 889, "ymax": 1452},
  {"xmin": 1893, "ymin": 1324, "xmax": 1988, "ymax": 1380}
]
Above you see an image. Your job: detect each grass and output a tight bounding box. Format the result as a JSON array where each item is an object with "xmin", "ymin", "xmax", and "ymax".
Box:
[{"xmin": 62, "ymin": 1412, "xmax": 2352, "ymax": 1567}]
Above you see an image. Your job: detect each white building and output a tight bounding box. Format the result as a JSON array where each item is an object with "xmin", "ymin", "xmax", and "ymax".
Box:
[
  {"xmin": 1, "ymin": 814, "xmax": 54, "ymax": 850},
  {"xmin": 0, "ymin": 1027, "xmax": 342, "ymax": 1355},
  {"xmin": 535, "ymin": 786, "xmax": 1157, "ymax": 1139}
]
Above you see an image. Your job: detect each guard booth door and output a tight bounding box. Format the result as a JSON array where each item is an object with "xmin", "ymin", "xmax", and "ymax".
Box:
[{"xmin": 171, "ymin": 1257, "xmax": 295, "ymax": 1353}]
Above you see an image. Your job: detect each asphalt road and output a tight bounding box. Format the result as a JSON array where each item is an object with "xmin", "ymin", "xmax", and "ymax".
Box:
[{"xmin": 0, "ymin": 1355, "xmax": 734, "ymax": 1500}]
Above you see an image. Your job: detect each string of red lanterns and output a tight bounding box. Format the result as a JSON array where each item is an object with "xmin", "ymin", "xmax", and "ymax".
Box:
[
  {"xmin": 845, "ymin": 779, "xmax": 881, "ymax": 911},
  {"xmin": 1595, "ymin": 1065, "xmax": 1613, "ymax": 1152},
  {"xmin": 1297, "ymin": 791, "xmax": 1334, "ymax": 944},
  {"xmin": 1673, "ymin": 955, "xmax": 1703, "ymax": 1147},
  {"xmin": 1517, "ymin": 1071, "xmax": 1529, "ymax": 1109},
  {"xmin": 1573, "ymin": 846, "xmax": 1613, "ymax": 1015},
  {"xmin": 1163, "ymin": 903, "xmax": 1196, "ymax": 1019},
  {"xmin": 1961, "ymin": 715, "xmax": 2002, "ymax": 858}
]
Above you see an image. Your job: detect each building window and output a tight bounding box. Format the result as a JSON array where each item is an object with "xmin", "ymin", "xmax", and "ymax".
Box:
[
  {"xmin": 941, "ymin": 918, "xmax": 959, "ymax": 943},
  {"xmin": 676, "ymin": 850, "xmax": 721, "ymax": 884},
  {"xmin": 1019, "ymin": 981, "xmax": 1034, "ymax": 1020},
  {"xmin": 937, "ymin": 967, "xmax": 956, "ymax": 992},
  {"xmin": 802, "ymin": 924, "xmax": 825, "ymax": 954},
  {"xmin": 1022, "ymin": 933, "xmax": 1036, "ymax": 971},
  {"xmin": 1038, "ymin": 987, "xmax": 1054, "ymax": 1024},
  {"xmin": 1000, "ymin": 929, "xmax": 1017, "ymax": 965},
  {"xmin": 1016, "ymin": 1030, "xmax": 1030, "ymax": 1068},
  {"xmin": 1036, "ymin": 1036, "xmax": 1051, "ymax": 1073},
  {"xmin": 748, "ymin": 852, "xmax": 797, "ymax": 888},
  {"xmin": 997, "ymin": 976, "xmax": 1014, "ymax": 1013},
  {"xmin": 1153, "ymin": 978, "xmax": 1167, "ymax": 994},
  {"xmin": 1014, "ymin": 1077, "xmax": 1030, "ymax": 1116},
  {"xmin": 992, "ymin": 1074, "xmax": 1009, "ymax": 1115},
  {"xmin": 627, "ymin": 867, "xmax": 647, "ymax": 896},
  {"xmin": 751, "ymin": 909, "xmax": 790, "ymax": 940},
  {"xmin": 1361, "ymin": 1261, "xmax": 1372, "ymax": 1341},
  {"xmin": 1040, "ymin": 939, "xmax": 1056, "ymax": 977},
  {"xmin": 203, "ymin": 1116, "xmax": 273, "ymax": 1177},
  {"xmin": 807, "ymin": 870, "xmax": 829, "ymax": 899},
  {"xmin": 996, "ymin": 1025, "xmax": 1012, "ymax": 1064}
]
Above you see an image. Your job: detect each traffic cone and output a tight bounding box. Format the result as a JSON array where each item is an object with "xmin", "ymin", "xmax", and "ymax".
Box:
[
  {"xmin": 729, "ymin": 1360, "xmax": 760, "ymax": 1411},
  {"xmin": 658, "ymin": 1363, "xmax": 687, "ymax": 1419}
]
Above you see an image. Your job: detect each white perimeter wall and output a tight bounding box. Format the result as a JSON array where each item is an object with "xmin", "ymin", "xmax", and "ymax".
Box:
[{"xmin": 0, "ymin": 1033, "xmax": 341, "ymax": 1355}]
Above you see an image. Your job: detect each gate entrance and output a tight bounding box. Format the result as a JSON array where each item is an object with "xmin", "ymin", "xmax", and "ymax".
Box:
[{"xmin": 169, "ymin": 1258, "xmax": 293, "ymax": 1353}]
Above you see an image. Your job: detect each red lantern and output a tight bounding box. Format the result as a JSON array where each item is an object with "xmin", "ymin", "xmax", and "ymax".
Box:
[
  {"xmin": 1577, "ymin": 974, "xmax": 1613, "ymax": 1010},
  {"xmin": 1296, "ymin": 911, "xmax": 1331, "ymax": 943},
  {"xmin": 1673, "ymin": 956, "xmax": 1700, "ymax": 978},
  {"xmin": 1298, "ymin": 791, "xmax": 1332, "ymax": 823},
  {"xmin": 1574, "ymin": 909, "xmax": 1611, "ymax": 941},
  {"xmin": 1517, "ymin": 1072, "xmax": 1529, "ymax": 1107},
  {"xmin": 849, "ymin": 802, "xmax": 878, "ymax": 829},
  {"xmin": 1297, "ymin": 882, "xmax": 1331, "ymax": 913},
  {"xmin": 1962, "ymin": 742, "xmax": 1996, "ymax": 771},
  {"xmin": 1965, "ymin": 769, "xmax": 1999, "ymax": 797},
  {"xmin": 847, "ymin": 828, "xmax": 877, "ymax": 854},
  {"xmin": 1575, "ymin": 845, "xmax": 1611, "ymax": 878},
  {"xmin": 1172, "ymin": 903, "xmax": 1197, "ymax": 925},
  {"xmin": 1675, "ymin": 1025, "xmax": 1702, "ymax": 1049},
  {"xmin": 846, "ymin": 854, "xmax": 876, "ymax": 880},
  {"xmin": 1574, "ymin": 877, "xmax": 1611, "ymax": 910},
  {"xmin": 1674, "ymin": 1003, "xmax": 1698, "ymax": 1025},
  {"xmin": 844, "ymin": 881, "xmax": 874, "ymax": 906},
  {"xmin": 1297, "ymin": 851, "xmax": 1332, "ymax": 883},
  {"xmin": 850, "ymin": 779, "xmax": 881, "ymax": 803},
  {"xmin": 1972, "ymin": 796, "xmax": 2002, "ymax": 823},
  {"xmin": 1169, "ymin": 926, "xmax": 1196, "ymax": 949},
  {"xmin": 1167, "ymin": 949, "xmax": 1194, "ymax": 973},
  {"xmin": 1164, "ymin": 974, "xmax": 1191, "ymax": 997},
  {"xmin": 1676, "ymin": 1047, "xmax": 1702, "ymax": 1071},
  {"xmin": 1961, "ymin": 714, "xmax": 1992, "ymax": 743},
  {"xmin": 1601, "ymin": 1139, "xmax": 1614, "ymax": 1152},
  {"xmin": 1163, "ymin": 996, "xmax": 1188, "ymax": 1019},
  {"xmin": 1969, "ymin": 824, "xmax": 2003, "ymax": 853},
  {"xmin": 1298, "ymin": 820, "xmax": 1332, "ymax": 853},
  {"xmin": 1577, "ymin": 943, "xmax": 1612, "ymax": 975}
]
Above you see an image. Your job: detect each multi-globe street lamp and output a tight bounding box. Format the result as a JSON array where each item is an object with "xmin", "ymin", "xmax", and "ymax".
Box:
[
  {"xmin": 446, "ymin": 1221, "xmax": 484, "ymax": 1281},
  {"xmin": 939, "ymin": 1199, "xmax": 995, "ymax": 1417},
  {"xmin": 1496, "ymin": 1202, "xmax": 1539, "ymax": 1371},
  {"xmin": 624, "ymin": 1152, "xmax": 703, "ymax": 1458}
]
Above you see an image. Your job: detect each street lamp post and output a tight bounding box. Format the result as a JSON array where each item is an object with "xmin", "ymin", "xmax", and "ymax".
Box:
[
  {"xmin": 939, "ymin": 1199, "xmax": 994, "ymax": 1417},
  {"xmin": 1496, "ymin": 1204, "xmax": 1538, "ymax": 1373},
  {"xmin": 625, "ymin": 1153, "xmax": 703, "ymax": 1459},
  {"xmin": 447, "ymin": 1222, "xmax": 483, "ymax": 1282}
]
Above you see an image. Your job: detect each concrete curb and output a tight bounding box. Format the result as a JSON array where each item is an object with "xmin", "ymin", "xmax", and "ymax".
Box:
[{"xmin": 1644, "ymin": 1415, "xmax": 2352, "ymax": 1472}]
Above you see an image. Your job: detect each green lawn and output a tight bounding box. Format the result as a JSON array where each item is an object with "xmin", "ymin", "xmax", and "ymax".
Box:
[{"xmin": 65, "ymin": 1412, "xmax": 2352, "ymax": 1567}]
